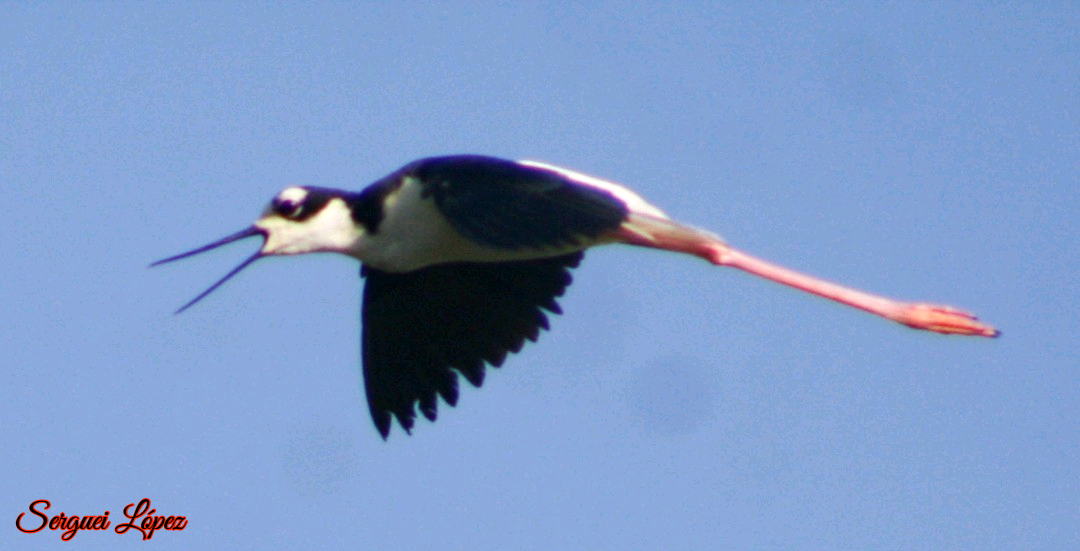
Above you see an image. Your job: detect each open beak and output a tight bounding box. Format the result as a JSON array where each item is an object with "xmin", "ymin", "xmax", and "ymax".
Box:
[{"xmin": 151, "ymin": 226, "xmax": 266, "ymax": 314}]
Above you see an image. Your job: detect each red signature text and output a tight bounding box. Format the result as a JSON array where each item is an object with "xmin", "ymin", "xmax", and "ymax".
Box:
[
  {"xmin": 16, "ymin": 499, "xmax": 111, "ymax": 541},
  {"xmin": 114, "ymin": 498, "xmax": 188, "ymax": 540},
  {"xmin": 16, "ymin": 498, "xmax": 187, "ymax": 541}
]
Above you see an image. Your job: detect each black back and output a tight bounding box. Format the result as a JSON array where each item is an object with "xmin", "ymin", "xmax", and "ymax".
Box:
[{"xmin": 406, "ymin": 155, "xmax": 629, "ymax": 250}]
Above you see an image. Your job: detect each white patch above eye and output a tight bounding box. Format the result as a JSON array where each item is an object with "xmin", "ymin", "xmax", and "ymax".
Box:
[
  {"xmin": 517, "ymin": 160, "xmax": 669, "ymax": 219},
  {"xmin": 276, "ymin": 186, "xmax": 309, "ymax": 205}
]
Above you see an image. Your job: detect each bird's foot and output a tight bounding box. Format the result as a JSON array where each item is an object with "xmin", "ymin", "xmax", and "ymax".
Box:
[{"xmin": 894, "ymin": 303, "xmax": 1000, "ymax": 337}]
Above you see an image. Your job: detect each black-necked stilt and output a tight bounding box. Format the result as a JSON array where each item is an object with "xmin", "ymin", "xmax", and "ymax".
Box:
[{"xmin": 153, "ymin": 155, "xmax": 999, "ymax": 438}]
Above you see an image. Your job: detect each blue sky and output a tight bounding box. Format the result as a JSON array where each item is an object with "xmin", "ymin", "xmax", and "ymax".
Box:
[{"xmin": 3, "ymin": 3, "xmax": 1077, "ymax": 550}]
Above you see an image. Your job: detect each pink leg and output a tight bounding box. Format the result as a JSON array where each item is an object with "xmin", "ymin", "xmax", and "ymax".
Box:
[{"xmin": 614, "ymin": 214, "xmax": 999, "ymax": 338}]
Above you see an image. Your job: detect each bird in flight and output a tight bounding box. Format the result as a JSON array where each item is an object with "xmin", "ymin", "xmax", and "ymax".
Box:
[{"xmin": 153, "ymin": 155, "xmax": 999, "ymax": 438}]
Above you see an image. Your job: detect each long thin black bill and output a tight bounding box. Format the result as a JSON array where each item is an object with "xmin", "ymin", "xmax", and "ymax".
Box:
[
  {"xmin": 171, "ymin": 251, "xmax": 262, "ymax": 314},
  {"xmin": 150, "ymin": 226, "xmax": 264, "ymax": 267},
  {"xmin": 151, "ymin": 226, "xmax": 266, "ymax": 314}
]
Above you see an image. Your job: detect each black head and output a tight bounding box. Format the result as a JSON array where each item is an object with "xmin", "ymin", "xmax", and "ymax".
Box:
[{"xmin": 152, "ymin": 186, "xmax": 358, "ymax": 313}]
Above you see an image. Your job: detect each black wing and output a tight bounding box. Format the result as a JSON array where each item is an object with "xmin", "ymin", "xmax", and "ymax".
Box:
[
  {"xmin": 361, "ymin": 252, "xmax": 583, "ymax": 438},
  {"xmin": 406, "ymin": 155, "xmax": 629, "ymax": 250}
]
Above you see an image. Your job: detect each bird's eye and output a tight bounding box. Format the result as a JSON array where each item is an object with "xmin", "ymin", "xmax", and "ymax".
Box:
[{"xmin": 272, "ymin": 197, "xmax": 303, "ymax": 219}]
